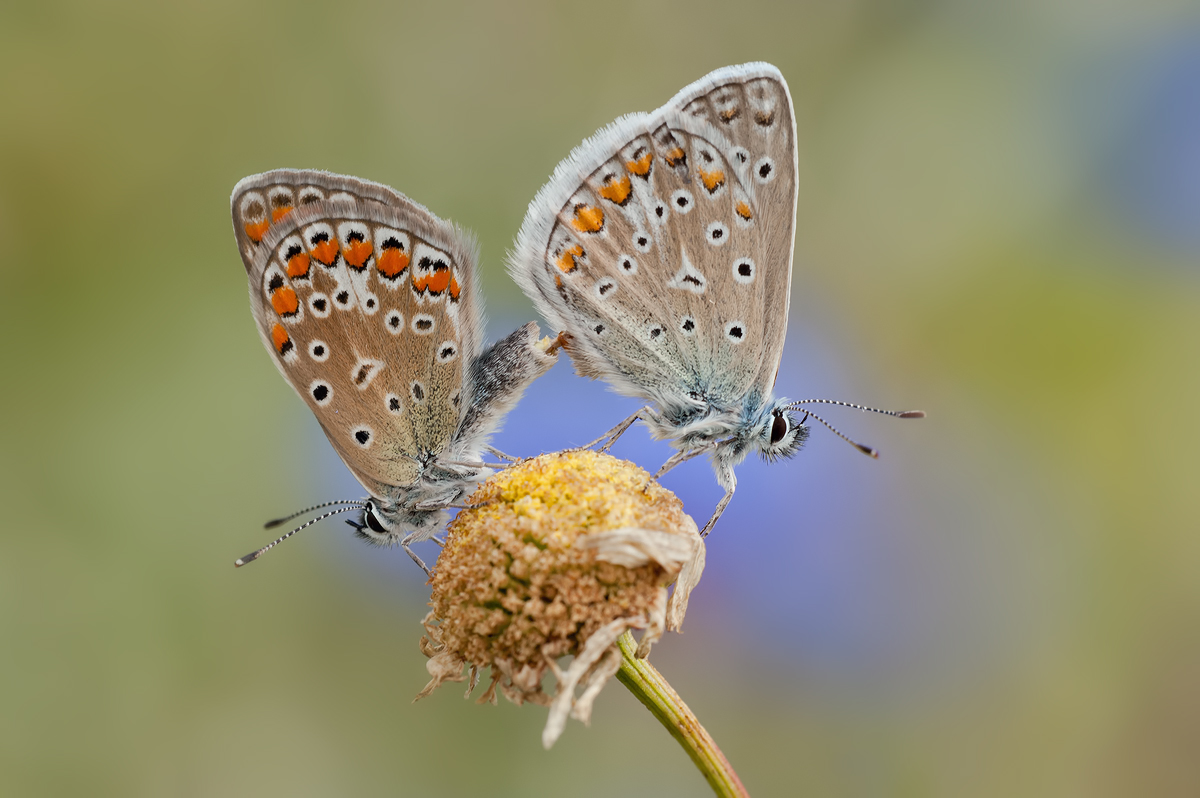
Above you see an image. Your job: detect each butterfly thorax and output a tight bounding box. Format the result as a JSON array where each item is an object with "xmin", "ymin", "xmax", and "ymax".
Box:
[
  {"xmin": 647, "ymin": 393, "xmax": 808, "ymax": 480},
  {"xmin": 353, "ymin": 457, "xmax": 489, "ymax": 545},
  {"xmin": 647, "ymin": 400, "xmax": 745, "ymax": 449}
]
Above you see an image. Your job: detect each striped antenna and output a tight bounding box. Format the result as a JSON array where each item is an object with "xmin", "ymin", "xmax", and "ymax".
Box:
[
  {"xmin": 235, "ymin": 503, "xmax": 365, "ymax": 567},
  {"xmin": 786, "ymin": 399, "xmax": 925, "ymax": 419},
  {"xmin": 262, "ymin": 499, "xmax": 368, "ymax": 529},
  {"xmin": 785, "ymin": 399, "xmax": 925, "ymax": 458}
]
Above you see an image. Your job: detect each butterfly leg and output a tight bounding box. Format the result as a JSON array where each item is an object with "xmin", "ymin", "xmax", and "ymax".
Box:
[
  {"xmin": 699, "ymin": 487, "xmax": 735, "ymax": 538},
  {"xmin": 436, "ymin": 498, "xmax": 498, "ymax": 511},
  {"xmin": 401, "ymin": 533, "xmax": 434, "ymax": 577},
  {"xmin": 440, "ymin": 459, "xmax": 509, "ymax": 470},
  {"xmin": 583, "ymin": 407, "xmax": 650, "ymax": 452},
  {"xmin": 485, "ymin": 446, "xmax": 520, "ymax": 463},
  {"xmin": 651, "ymin": 447, "xmax": 706, "ymax": 481},
  {"xmin": 641, "ymin": 447, "xmax": 706, "ymax": 493},
  {"xmin": 699, "ymin": 465, "xmax": 738, "ymax": 538}
]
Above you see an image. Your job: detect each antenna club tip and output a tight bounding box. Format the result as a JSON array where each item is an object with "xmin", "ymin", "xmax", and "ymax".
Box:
[
  {"xmin": 856, "ymin": 444, "xmax": 880, "ymax": 458},
  {"xmin": 899, "ymin": 410, "xmax": 926, "ymax": 418},
  {"xmin": 234, "ymin": 559, "xmax": 246, "ymax": 568},
  {"xmin": 234, "ymin": 552, "xmax": 259, "ymax": 567}
]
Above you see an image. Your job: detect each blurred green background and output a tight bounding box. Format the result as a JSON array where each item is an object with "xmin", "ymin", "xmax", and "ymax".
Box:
[{"xmin": 3, "ymin": 1, "xmax": 1199, "ymax": 795}]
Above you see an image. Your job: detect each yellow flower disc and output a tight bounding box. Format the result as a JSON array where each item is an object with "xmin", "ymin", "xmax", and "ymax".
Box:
[{"xmin": 427, "ymin": 450, "xmax": 694, "ymax": 674}]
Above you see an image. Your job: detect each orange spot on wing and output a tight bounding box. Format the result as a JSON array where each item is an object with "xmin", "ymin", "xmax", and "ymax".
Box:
[
  {"xmin": 376, "ymin": 247, "xmax": 409, "ymax": 278},
  {"xmin": 343, "ymin": 239, "xmax": 373, "ymax": 269},
  {"xmin": 426, "ymin": 268, "xmax": 451, "ymax": 294},
  {"xmin": 412, "ymin": 273, "xmax": 428, "ymax": 292},
  {"xmin": 665, "ymin": 147, "xmax": 686, "ymax": 167},
  {"xmin": 448, "ymin": 276, "xmax": 461, "ymax": 300},
  {"xmin": 310, "ymin": 240, "xmax": 339, "ymax": 265},
  {"xmin": 271, "ymin": 323, "xmax": 291, "ymax": 354},
  {"xmin": 699, "ymin": 168, "xmax": 725, "ymax": 192},
  {"xmin": 286, "ymin": 252, "xmax": 311, "ymax": 278},
  {"xmin": 626, "ymin": 151, "xmax": 653, "ymax": 177},
  {"xmin": 736, "ymin": 201, "xmax": 753, "ymax": 220},
  {"xmin": 244, "ymin": 220, "xmax": 269, "ymax": 242},
  {"xmin": 599, "ymin": 175, "xmax": 632, "ymax": 205},
  {"xmin": 571, "ymin": 205, "xmax": 605, "ymax": 234},
  {"xmin": 271, "ymin": 286, "xmax": 299, "ymax": 316},
  {"xmin": 556, "ymin": 244, "xmax": 583, "ymax": 274},
  {"xmin": 271, "ymin": 205, "xmax": 293, "ymax": 223}
]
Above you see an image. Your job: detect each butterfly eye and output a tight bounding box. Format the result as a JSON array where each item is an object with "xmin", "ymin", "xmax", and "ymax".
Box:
[
  {"xmin": 364, "ymin": 502, "xmax": 387, "ymax": 534},
  {"xmin": 770, "ymin": 412, "xmax": 789, "ymax": 445}
]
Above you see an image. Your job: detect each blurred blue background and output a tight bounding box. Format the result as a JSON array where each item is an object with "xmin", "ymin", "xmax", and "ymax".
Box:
[{"xmin": 2, "ymin": 1, "xmax": 1199, "ymax": 795}]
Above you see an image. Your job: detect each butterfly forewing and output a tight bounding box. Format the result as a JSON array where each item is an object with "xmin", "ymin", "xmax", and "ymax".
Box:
[
  {"xmin": 512, "ymin": 63, "xmax": 797, "ymax": 411},
  {"xmin": 240, "ymin": 191, "xmax": 482, "ymax": 498},
  {"xmin": 675, "ymin": 73, "xmax": 798, "ymax": 393}
]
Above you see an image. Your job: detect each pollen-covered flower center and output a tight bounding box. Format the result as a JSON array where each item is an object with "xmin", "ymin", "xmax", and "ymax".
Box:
[{"xmin": 427, "ymin": 450, "xmax": 691, "ymax": 671}]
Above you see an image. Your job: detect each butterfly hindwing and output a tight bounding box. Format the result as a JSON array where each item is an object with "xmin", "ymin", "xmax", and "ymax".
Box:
[{"xmin": 234, "ymin": 174, "xmax": 484, "ymax": 497}]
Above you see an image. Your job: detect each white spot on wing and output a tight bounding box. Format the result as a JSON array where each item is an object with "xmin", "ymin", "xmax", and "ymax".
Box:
[
  {"xmin": 670, "ymin": 189, "xmax": 694, "ymax": 214},
  {"xmin": 650, "ymin": 198, "xmax": 669, "ymax": 226},
  {"xmin": 238, "ymin": 191, "xmax": 266, "ymax": 223},
  {"xmin": 309, "ymin": 379, "xmax": 333, "ymax": 406},
  {"xmin": 267, "ymin": 185, "xmax": 294, "ymax": 213},
  {"xmin": 732, "ymin": 257, "xmax": 756, "ymax": 285},
  {"xmin": 351, "ymin": 424, "xmax": 374, "ymax": 449},
  {"xmin": 667, "ymin": 249, "xmax": 707, "ymax": 295},
  {"xmin": 309, "ymin": 292, "xmax": 331, "ymax": 318},
  {"xmin": 706, "ymin": 221, "xmax": 729, "ymax": 247},
  {"xmin": 350, "ymin": 357, "xmax": 385, "ymax": 390},
  {"xmin": 412, "ymin": 314, "xmax": 436, "ymax": 335},
  {"xmin": 753, "ymin": 156, "xmax": 776, "ymax": 184},
  {"xmin": 297, "ymin": 186, "xmax": 324, "ymax": 206}
]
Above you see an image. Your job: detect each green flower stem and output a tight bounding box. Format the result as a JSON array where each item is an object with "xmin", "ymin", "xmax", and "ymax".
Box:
[{"xmin": 615, "ymin": 632, "xmax": 749, "ymax": 798}]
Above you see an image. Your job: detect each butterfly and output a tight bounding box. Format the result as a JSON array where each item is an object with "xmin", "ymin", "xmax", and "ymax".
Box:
[
  {"xmin": 231, "ymin": 169, "xmax": 558, "ymax": 572},
  {"xmin": 509, "ymin": 63, "xmax": 922, "ymax": 537}
]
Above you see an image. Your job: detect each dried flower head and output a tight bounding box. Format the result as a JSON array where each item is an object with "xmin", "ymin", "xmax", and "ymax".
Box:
[{"xmin": 416, "ymin": 449, "xmax": 705, "ymax": 747}]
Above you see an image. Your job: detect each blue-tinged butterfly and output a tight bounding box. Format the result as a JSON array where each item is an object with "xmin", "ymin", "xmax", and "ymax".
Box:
[{"xmin": 509, "ymin": 64, "xmax": 922, "ymax": 537}]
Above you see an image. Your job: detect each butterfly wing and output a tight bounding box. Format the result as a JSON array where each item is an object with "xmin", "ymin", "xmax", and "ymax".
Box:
[
  {"xmin": 510, "ymin": 63, "xmax": 796, "ymax": 412},
  {"xmin": 233, "ymin": 169, "xmax": 417, "ymax": 272},
  {"xmin": 232, "ymin": 171, "xmax": 486, "ymax": 497}
]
